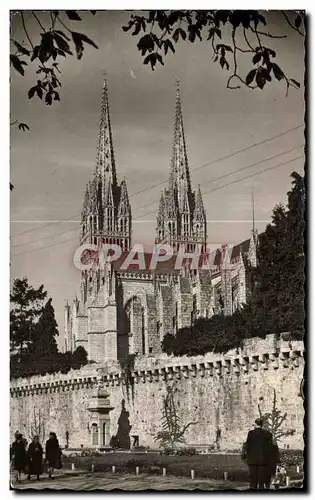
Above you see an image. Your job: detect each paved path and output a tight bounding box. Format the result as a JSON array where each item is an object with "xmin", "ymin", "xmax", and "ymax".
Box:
[{"xmin": 12, "ymin": 470, "xmax": 249, "ymax": 491}]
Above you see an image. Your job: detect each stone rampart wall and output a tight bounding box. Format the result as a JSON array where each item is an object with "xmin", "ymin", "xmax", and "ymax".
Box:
[{"xmin": 10, "ymin": 334, "xmax": 304, "ymax": 450}]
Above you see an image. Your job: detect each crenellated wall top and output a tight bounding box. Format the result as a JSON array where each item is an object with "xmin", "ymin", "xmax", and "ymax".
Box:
[{"xmin": 10, "ymin": 334, "xmax": 304, "ymax": 396}]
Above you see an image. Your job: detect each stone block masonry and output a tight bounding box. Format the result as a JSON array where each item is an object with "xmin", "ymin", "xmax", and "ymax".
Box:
[{"xmin": 10, "ymin": 334, "xmax": 304, "ymax": 451}]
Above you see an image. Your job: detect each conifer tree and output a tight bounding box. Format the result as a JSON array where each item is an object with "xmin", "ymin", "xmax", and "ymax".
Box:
[
  {"xmin": 10, "ymin": 278, "xmax": 47, "ymax": 357},
  {"xmin": 30, "ymin": 298, "xmax": 59, "ymax": 357}
]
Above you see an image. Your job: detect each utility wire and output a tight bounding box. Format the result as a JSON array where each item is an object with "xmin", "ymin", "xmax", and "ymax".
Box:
[
  {"xmin": 11, "ymin": 124, "xmax": 303, "ymax": 239},
  {"xmin": 12, "ymin": 144, "xmax": 303, "ymax": 250},
  {"xmin": 135, "ymin": 154, "xmax": 304, "ymax": 220},
  {"xmin": 136, "ymin": 143, "xmax": 304, "ymax": 212},
  {"xmin": 11, "ymin": 154, "xmax": 304, "ymax": 258}
]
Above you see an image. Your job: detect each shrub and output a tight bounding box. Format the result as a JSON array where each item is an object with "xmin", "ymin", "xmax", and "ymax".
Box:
[
  {"xmin": 280, "ymin": 449, "xmax": 303, "ymax": 468},
  {"xmin": 175, "ymin": 447, "xmax": 197, "ymax": 456}
]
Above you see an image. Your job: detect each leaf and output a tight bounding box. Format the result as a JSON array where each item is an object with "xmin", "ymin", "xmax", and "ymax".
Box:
[
  {"xmin": 164, "ymin": 39, "xmax": 175, "ymax": 55},
  {"xmin": 28, "ymin": 86, "xmax": 37, "ymax": 99},
  {"xmin": 10, "ymin": 183, "xmax": 14, "ymax": 191},
  {"xmin": 18, "ymin": 123, "xmax": 29, "ymax": 131},
  {"xmin": 144, "ymin": 53, "xmax": 157, "ymax": 70},
  {"xmin": 31, "ymin": 45, "xmax": 40, "ymax": 62},
  {"xmin": 45, "ymin": 92, "xmax": 53, "ymax": 105},
  {"xmin": 53, "ymin": 33, "xmax": 72, "ymax": 54},
  {"xmin": 179, "ymin": 28, "xmax": 186, "ymax": 40},
  {"xmin": 90, "ymin": 10, "xmax": 96, "ymax": 15},
  {"xmin": 290, "ymin": 78, "xmax": 300, "ymax": 89},
  {"xmin": 295, "ymin": 14, "xmax": 302, "ymax": 29},
  {"xmin": 71, "ymin": 31, "xmax": 98, "ymax": 59},
  {"xmin": 246, "ymin": 69, "xmax": 257, "ymax": 86},
  {"xmin": 65, "ymin": 11, "xmax": 82, "ymax": 21},
  {"xmin": 53, "ymin": 29, "xmax": 71, "ymax": 41},
  {"xmin": 36, "ymin": 86, "xmax": 43, "ymax": 100},
  {"xmin": 137, "ymin": 34, "xmax": 155, "ymax": 55},
  {"xmin": 156, "ymin": 53, "xmax": 164, "ymax": 66},
  {"xmin": 207, "ymin": 27, "xmax": 215, "ymax": 40},
  {"xmin": 39, "ymin": 32, "xmax": 55, "ymax": 63},
  {"xmin": 253, "ymin": 52, "xmax": 261, "ymax": 65},
  {"xmin": 272, "ymin": 63, "xmax": 284, "ymax": 81},
  {"xmin": 10, "ymin": 54, "xmax": 27, "ymax": 76},
  {"xmin": 173, "ymin": 28, "xmax": 180, "ymax": 43},
  {"xmin": 13, "ymin": 41, "xmax": 30, "ymax": 56}
]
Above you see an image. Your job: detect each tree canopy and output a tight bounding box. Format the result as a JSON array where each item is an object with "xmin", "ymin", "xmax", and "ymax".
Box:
[
  {"xmin": 10, "ymin": 10, "xmax": 304, "ymax": 124},
  {"xmin": 10, "ymin": 277, "xmax": 89, "ymax": 379},
  {"xmin": 162, "ymin": 171, "xmax": 305, "ymax": 357}
]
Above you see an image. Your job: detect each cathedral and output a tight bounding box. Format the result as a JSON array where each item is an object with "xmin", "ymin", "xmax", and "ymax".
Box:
[{"xmin": 64, "ymin": 79, "xmax": 258, "ymax": 363}]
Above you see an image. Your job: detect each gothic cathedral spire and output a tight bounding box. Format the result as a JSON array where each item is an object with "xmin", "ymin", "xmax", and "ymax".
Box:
[
  {"xmin": 80, "ymin": 78, "xmax": 131, "ymax": 251},
  {"xmin": 156, "ymin": 81, "xmax": 207, "ymax": 253}
]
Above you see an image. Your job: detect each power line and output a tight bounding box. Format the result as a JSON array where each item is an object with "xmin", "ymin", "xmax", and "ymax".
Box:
[
  {"xmin": 11, "ymin": 226, "xmax": 78, "ymax": 249},
  {"xmin": 12, "ymin": 234, "xmax": 79, "ymax": 258},
  {"xmin": 11, "ymin": 154, "xmax": 304, "ymax": 258},
  {"xmin": 128, "ymin": 124, "xmax": 304, "ymax": 198},
  {"xmin": 11, "ymin": 124, "xmax": 303, "ymax": 240},
  {"xmin": 135, "ymin": 144, "xmax": 304, "ymax": 212},
  {"xmin": 202, "ymin": 154, "xmax": 304, "ymax": 197},
  {"xmin": 135, "ymin": 154, "xmax": 304, "ymax": 220},
  {"xmin": 12, "ymin": 144, "xmax": 303, "ymax": 251}
]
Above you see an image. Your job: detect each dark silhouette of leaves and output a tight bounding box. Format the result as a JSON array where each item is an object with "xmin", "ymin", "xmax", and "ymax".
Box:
[
  {"xmin": 65, "ymin": 10, "xmax": 82, "ymax": 21},
  {"xmin": 290, "ymin": 78, "xmax": 300, "ymax": 88},
  {"xmin": 122, "ymin": 10, "xmax": 303, "ymax": 94},
  {"xmin": 13, "ymin": 41, "xmax": 30, "ymax": 56},
  {"xmin": 71, "ymin": 31, "xmax": 98, "ymax": 59},
  {"xmin": 137, "ymin": 34, "xmax": 155, "ymax": 55},
  {"xmin": 272, "ymin": 63, "xmax": 285, "ymax": 81},
  {"xmin": 10, "ymin": 54, "xmax": 27, "ymax": 76},
  {"xmin": 18, "ymin": 122, "xmax": 29, "ymax": 131},
  {"xmin": 53, "ymin": 32, "xmax": 72, "ymax": 54},
  {"xmin": 252, "ymin": 52, "xmax": 261, "ymax": 65},
  {"xmin": 10, "ymin": 183, "xmax": 14, "ymax": 191}
]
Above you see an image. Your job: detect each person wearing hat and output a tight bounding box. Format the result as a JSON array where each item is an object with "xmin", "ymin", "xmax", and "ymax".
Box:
[{"xmin": 243, "ymin": 416, "xmax": 273, "ymax": 489}]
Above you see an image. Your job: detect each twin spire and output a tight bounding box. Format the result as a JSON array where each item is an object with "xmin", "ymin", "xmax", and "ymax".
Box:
[
  {"xmin": 80, "ymin": 78, "xmax": 131, "ymax": 249},
  {"xmin": 81, "ymin": 77, "xmax": 206, "ymax": 253},
  {"xmin": 169, "ymin": 80, "xmax": 193, "ymax": 210},
  {"xmin": 96, "ymin": 79, "xmax": 116, "ymax": 181},
  {"xmin": 156, "ymin": 81, "xmax": 207, "ymax": 251}
]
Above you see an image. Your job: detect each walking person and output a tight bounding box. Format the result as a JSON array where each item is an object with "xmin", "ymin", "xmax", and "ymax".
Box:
[
  {"xmin": 243, "ymin": 417, "xmax": 273, "ymax": 489},
  {"xmin": 45, "ymin": 432, "xmax": 61, "ymax": 479},
  {"xmin": 265, "ymin": 439, "xmax": 280, "ymax": 489},
  {"xmin": 10, "ymin": 433, "xmax": 27, "ymax": 483},
  {"xmin": 27, "ymin": 436, "xmax": 43, "ymax": 481}
]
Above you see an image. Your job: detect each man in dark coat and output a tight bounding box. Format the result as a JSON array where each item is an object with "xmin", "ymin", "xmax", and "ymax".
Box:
[
  {"xmin": 244, "ymin": 417, "xmax": 273, "ymax": 489},
  {"xmin": 265, "ymin": 440, "xmax": 280, "ymax": 489},
  {"xmin": 27, "ymin": 436, "xmax": 43, "ymax": 481},
  {"xmin": 45, "ymin": 432, "xmax": 61, "ymax": 479}
]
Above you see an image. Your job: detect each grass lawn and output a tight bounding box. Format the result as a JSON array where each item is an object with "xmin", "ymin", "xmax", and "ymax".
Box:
[{"xmin": 62, "ymin": 452, "xmax": 303, "ymax": 483}]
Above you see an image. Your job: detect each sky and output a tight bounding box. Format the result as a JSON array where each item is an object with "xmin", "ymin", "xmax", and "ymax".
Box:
[{"xmin": 10, "ymin": 11, "xmax": 305, "ymax": 348}]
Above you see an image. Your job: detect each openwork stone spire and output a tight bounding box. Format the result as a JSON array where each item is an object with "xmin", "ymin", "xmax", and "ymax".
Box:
[
  {"xmin": 169, "ymin": 80, "xmax": 193, "ymax": 211},
  {"xmin": 96, "ymin": 78, "xmax": 118, "ymax": 201},
  {"xmin": 80, "ymin": 78, "xmax": 131, "ymax": 250}
]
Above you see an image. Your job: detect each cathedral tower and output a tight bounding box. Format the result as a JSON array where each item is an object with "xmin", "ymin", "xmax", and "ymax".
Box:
[
  {"xmin": 80, "ymin": 79, "xmax": 132, "ymax": 251},
  {"xmin": 156, "ymin": 81, "xmax": 207, "ymax": 253}
]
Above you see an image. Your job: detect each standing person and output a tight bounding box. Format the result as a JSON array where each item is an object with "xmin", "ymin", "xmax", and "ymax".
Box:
[
  {"xmin": 265, "ymin": 439, "xmax": 280, "ymax": 489},
  {"xmin": 10, "ymin": 433, "xmax": 27, "ymax": 483},
  {"xmin": 244, "ymin": 417, "xmax": 273, "ymax": 489},
  {"xmin": 27, "ymin": 436, "xmax": 43, "ymax": 481},
  {"xmin": 45, "ymin": 432, "xmax": 61, "ymax": 479}
]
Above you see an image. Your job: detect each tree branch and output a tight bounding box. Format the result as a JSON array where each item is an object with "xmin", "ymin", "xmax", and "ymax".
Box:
[
  {"xmin": 281, "ymin": 11, "xmax": 304, "ymax": 36},
  {"xmin": 21, "ymin": 12, "xmax": 34, "ymax": 49},
  {"xmin": 32, "ymin": 11, "xmax": 46, "ymax": 32}
]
